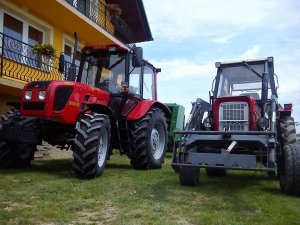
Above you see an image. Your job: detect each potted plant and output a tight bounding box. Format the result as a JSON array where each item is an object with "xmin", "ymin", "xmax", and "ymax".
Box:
[
  {"xmin": 32, "ymin": 43, "xmax": 56, "ymax": 59},
  {"xmin": 106, "ymin": 4, "xmax": 122, "ymax": 17}
]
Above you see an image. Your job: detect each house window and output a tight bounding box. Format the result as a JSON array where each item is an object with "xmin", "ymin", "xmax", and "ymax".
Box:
[
  {"xmin": 2, "ymin": 13, "xmax": 45, "ymax": 68},
  {"xmin": 63, "ymin": 41, "xmax": 81, "ymax": 78},
  {"xmin": 28, "ymin": 26, "xmax": 43, "ymax": 68},
  {"xmin": 3, "ymin": 13, "xmax": 23, "ymax": 62},
  {"xmin": 28, "ymin": 26, "xmax": 43, "ymax": 46},
  {"xmin": 64, "ymin": 43, "xmax": 81, "ymax": 66},
  {"xmin": 3, "ymin": 14, "xmax": 23, "ymax": 40}
]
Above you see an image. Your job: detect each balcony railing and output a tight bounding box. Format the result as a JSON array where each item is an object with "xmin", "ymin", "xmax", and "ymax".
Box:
[
  {"xmin": 65, "ymin": 0, "xmax": 133, "ymax": 43},
  {"xmin": 0, "ymin": 32, "xmax": 78, "ymax": 83}
]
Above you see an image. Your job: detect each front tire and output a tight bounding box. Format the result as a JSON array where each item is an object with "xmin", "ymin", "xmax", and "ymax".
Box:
[
  {"xmin": 0, "ymin": 142, "xmax": 16, "ymax": 168},
  {"xmin": 129, "ymin": 108, "xmax": 167, "ymax": 169},
  {"xmin": 279, "ymin": 144, "xmax": 300, "ymax": 195},
  {"xmin": 72, "ymin": 113, "xmax": 110, "ymax": 179},
  {"xmin": 280, "ymin": 116, "xmax": 297, "ymax": 145}
]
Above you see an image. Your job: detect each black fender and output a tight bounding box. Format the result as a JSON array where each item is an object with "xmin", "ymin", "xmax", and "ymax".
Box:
[
  {"xmin": 152, "ymin": 102, "xmax": 171, "ymax": 119},
  {"xmin": 85, "ymin": 104, "xmax": 113, "ymax": 123},
  {"xmin": 6, "ymin": 102, "xmax": 20, "ymax": 110}
]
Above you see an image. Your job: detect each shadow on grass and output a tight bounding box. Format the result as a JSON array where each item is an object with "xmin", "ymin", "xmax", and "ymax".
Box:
[
  {"xmin": 158, "ymin": 170, "xmax": 284, "ymax": 197},
  {"xmin": 0, "ymin": 157, "xmax": 133, "ymax": 180},
  {"xmin": 106, "ymin": 163, "xmax": 132, "ymax": 170},
  {"xmin": 261, "ymin": 186, "xmax": 283, "ymax": 196},
  {"xmin": 0, "ymin": 159, "xmax": 74, "ymax": 179}
]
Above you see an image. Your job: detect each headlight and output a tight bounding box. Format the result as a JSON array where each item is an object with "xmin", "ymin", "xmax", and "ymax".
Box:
[
  {"xmin": 38, "ymin": 91, "xmax": 46, "ymax": 100},
  {"xmin": 24, "ymin": 91, "xmax": 32, "ymax": 100},
  {"xmin": 203, "ymin": 117, "xmax": 212, "ymax": 128}
]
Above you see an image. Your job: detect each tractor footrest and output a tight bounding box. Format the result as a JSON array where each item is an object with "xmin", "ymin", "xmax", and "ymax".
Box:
[{"xmin": 187, "ymin": 152, "xmax": 256, "ymax": 169}]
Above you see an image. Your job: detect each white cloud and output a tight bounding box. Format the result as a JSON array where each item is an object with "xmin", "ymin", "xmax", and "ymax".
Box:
[
  {"xmin": 142, "ymin": 0, "xmax": 300, "ymax": 127},
  {"xmin": 144, "ymin": 0, "xmax": 300, "ymax": 41},
  {"xmin": 144, "ymin": 0, "xmax": 300, "ymax": 42},
  {"xmin": 240, "ymin": 45, "xmax": 261, "ymax": 59},
  {"xmin": 150, "ymin": 58, "xmax": 214, "ymax": 81},
  {"xmin": 212, "ymin": 34, "xmax": 236, "ymax": 44}
]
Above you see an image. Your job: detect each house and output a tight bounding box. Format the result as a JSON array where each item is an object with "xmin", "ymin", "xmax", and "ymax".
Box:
[{"xmin": 0, "ymin": 0, "xmax": 153, "ymax": 114}]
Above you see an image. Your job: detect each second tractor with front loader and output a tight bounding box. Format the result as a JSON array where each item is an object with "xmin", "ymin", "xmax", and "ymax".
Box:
[{"xmin": 172, "ymin": 57, "xmax": 300, "ymax": 195}]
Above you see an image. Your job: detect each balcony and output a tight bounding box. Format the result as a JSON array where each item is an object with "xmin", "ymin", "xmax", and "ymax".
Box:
[
  {"xmin": 0, "ymin": 32, "xmax": 77, "ymax": 83},
  {"xmin": 64, "ymin": 0, "xmax": 133, "ymax": 43}
]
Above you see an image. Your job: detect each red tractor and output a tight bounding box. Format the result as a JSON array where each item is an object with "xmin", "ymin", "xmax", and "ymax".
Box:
[
  {"xmin": 0, "ymin": 37, "xmax": 170, "ymax": 178},
  {"xmin": 172, "ymin": 57, "xmax": 300, "ymax": 195}
]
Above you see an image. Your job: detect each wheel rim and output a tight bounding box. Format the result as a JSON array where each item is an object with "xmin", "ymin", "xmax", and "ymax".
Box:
[
  {"xmin": 97, "ymin": 129, "xmax": 108, "ymax": 167},
  {"xmin": 150, "ymin": 124, "xmax": 165, "ymax": 160}
]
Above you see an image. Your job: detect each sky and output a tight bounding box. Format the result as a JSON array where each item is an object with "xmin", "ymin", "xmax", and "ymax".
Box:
[{"xmin": 140, "ymin": 0, "xmax": 300, "ymax": 132}]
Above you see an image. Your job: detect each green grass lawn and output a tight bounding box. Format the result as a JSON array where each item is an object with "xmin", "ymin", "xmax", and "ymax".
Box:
[{"xmin": 0, "ymin": 152, "xmax": 299, "ymax": 225}]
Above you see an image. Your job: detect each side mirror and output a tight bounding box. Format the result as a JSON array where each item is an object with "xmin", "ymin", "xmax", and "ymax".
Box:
[
  {"xmin": 211, "ymin": 78, "xmax": 216, "ymax": 93},
  {"xmin": 132, "ymin": 47, "xmax": 143, "ymax": 67},
  {"xmin": 58, "ymin": 53, "xmax": 65, "ymax": 73}
]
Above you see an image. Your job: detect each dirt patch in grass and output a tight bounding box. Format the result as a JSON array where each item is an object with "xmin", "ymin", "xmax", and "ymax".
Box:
[
  {"xmin": 75, "ymin": 200, "xmax": 120, "ymax": 224},
  {"xmin": 35, "ymin": 143, "xmax": 72, "ymax": 160},
  {"xmin": 2, "ymin": 201, "xmax": 33, "ymax": 212}
]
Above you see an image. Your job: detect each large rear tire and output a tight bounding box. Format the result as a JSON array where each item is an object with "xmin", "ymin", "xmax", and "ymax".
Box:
[
  {"xmin": 279, "ymin": 144, "xmax": 300, "ymax": 195},
  {"xmin": 0, "ymin": 110, "xmax": 35, "ymax": 168},
  {"xmin": 72, "ymin": 113, "xmax": 110, "ymax": 179},
  {"xmin": 129, "ymin": 108, "xmax": 167, "ymax": 169}
]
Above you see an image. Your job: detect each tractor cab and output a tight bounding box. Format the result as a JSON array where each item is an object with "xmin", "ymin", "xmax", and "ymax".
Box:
[
  {"xmin": 213, "ymin": 57, "xmax": 277, "ymax": 100},
  {"xmin": 65, "ymin": 44, "xmax": 159, "ymax": 101},
  {"xmin": 207, "ymin": 57, "xmax": 278, "ymax": 132}
]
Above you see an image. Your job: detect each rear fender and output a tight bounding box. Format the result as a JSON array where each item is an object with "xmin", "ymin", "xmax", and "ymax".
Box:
[
  {"xmin": 126, "ymin": 100, "xmax": 171, "ymax": 120},
  {"xmin": 277, "ymin": 108, "xmax": 292, "ymax": 118}
]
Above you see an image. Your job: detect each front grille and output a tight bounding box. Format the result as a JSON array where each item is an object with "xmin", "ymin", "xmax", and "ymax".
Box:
[
  {"xmin": 53, "ymin": 86, "xmax": 74, "ymax": 111},
  {"xmin": 219, "ymin": 102, "xmax": 249, "ymax": 131},
  {"xmin": 27, "ymin": 81, "xmax": 52, "ymax": 89},
  {"xmin": 23, "ymin": 102, "xmax": 45, "ymax": 110}
]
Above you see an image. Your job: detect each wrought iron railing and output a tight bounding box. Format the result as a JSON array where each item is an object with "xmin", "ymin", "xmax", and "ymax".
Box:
[
  {"xmin": 0, "ymin": 32, "xmax": 78, "ymax": 83},
  {"xmin": 65, "ymin": 0, "xmax": 133, "ymax": 43}
]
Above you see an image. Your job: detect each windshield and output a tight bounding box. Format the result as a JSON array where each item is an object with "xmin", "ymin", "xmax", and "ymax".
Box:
[
  {"xmin": 80, "ymin": 53, "xmax": 126, "ymax": 93},
  {"xmin": 216, "ymin": 63, "xmax": 270, "ymax": 99}
]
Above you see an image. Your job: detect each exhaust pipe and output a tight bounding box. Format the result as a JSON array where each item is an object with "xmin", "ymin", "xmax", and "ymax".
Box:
[
  {"xmin": 261, "ymin": 61, "xmax": 269, "ymax": 117},
  {"xmin": 67, "ymin": 32, "xmax": 78, "ymax": 81}
]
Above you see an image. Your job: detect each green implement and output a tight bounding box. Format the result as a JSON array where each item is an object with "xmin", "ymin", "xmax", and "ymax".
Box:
[{"xmin": 165, "ymin": 103, "xmax": 185, "ymax": 151}]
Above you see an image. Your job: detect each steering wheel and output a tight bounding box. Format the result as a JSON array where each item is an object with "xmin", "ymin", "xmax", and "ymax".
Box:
[{"xmin": 99, "ymin": 79, "xmax": 110, "ymax": 90}]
